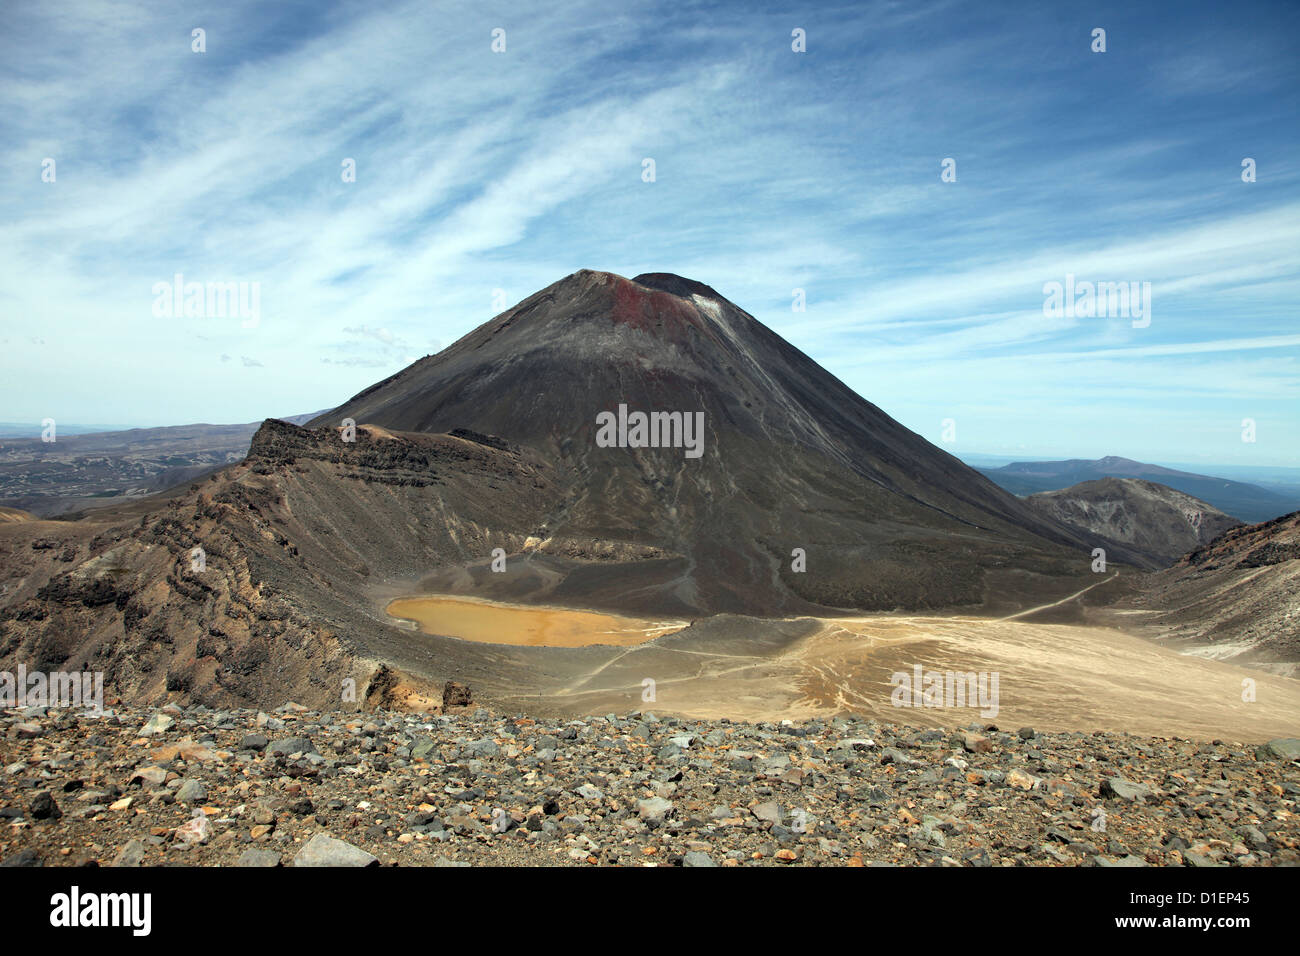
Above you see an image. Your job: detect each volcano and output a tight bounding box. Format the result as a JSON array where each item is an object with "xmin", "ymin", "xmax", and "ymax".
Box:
[
  {"xmin": 310, "ymin": 270, "xmax": 1121, "ymax": 615},
  {"xmin": 0, "ymin": 270, "xmax": 1151, "ymax": 711}
]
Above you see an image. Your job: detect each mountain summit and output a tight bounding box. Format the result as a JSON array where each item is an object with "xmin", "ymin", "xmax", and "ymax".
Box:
[{"xmin": 311, "ymin": 270, "xmax": 1115, "ymax": 614}]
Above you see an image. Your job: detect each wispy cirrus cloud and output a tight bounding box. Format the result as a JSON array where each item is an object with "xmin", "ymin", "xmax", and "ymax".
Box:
[{"xmin": 0, "ymin": 0, "xmax": 1297, "ymax": 466}]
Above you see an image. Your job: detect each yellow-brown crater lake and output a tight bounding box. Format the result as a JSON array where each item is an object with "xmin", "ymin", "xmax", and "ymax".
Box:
[{"xmin": 386, "ymin": 595, "xmax": 686, "ymax": 647}]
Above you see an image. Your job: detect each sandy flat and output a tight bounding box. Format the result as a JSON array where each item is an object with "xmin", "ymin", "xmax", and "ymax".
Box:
[
  {"xmin": 384, "ymin": 596, "xmax": 1300, "ymax": 741},
  {"xmin": 781, "ymin": 615, "xmax": 1300, "ymax": 740}
]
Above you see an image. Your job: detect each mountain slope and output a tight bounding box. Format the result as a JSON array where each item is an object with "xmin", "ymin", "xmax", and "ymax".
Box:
[
  {"xmin": 1026, "ymin": 478, "xmax": 1242, "ymax": 567},
  {"xmin": 1114, "ymin": 511, "xmax": 1300, "ymax": 673}
]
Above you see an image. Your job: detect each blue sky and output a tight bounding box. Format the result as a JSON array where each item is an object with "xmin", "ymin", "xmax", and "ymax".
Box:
[{"xmin": 2, "ymin": 0, "xmax": 1297, "ymax": 466}]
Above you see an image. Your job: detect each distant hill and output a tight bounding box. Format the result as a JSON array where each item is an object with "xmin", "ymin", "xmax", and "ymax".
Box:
[
  {"xmin": 979, "ymin": 455, "xmax": 1300, "ymax": 524},
  {"xmin": 0, "ymin": 412, "xmax": 329, "ymax": 517},
  {"xmin": 1025, "ymin": 478, "xmax": 1241, "ymax": 567}
]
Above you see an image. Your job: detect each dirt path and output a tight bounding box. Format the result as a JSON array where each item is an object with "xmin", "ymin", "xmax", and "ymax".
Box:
[{"xmin": 996, "ymin": 572, "xmax": 1119, "ymax": 621}]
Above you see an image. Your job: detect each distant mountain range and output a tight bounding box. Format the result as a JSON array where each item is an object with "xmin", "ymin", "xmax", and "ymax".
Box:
[
  {"xmin": 0, "ymin": 423, "xmax": 137, "ymax": 438},
  {"xmin": 978, "ymin": 456, "xmax": 1300, "ymax": 524}
]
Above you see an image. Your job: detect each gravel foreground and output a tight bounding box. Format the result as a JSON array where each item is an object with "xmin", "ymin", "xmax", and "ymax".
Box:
[{"xmin": 2, "ymin": 703, "xmax": 1298, "ymax": 868}]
